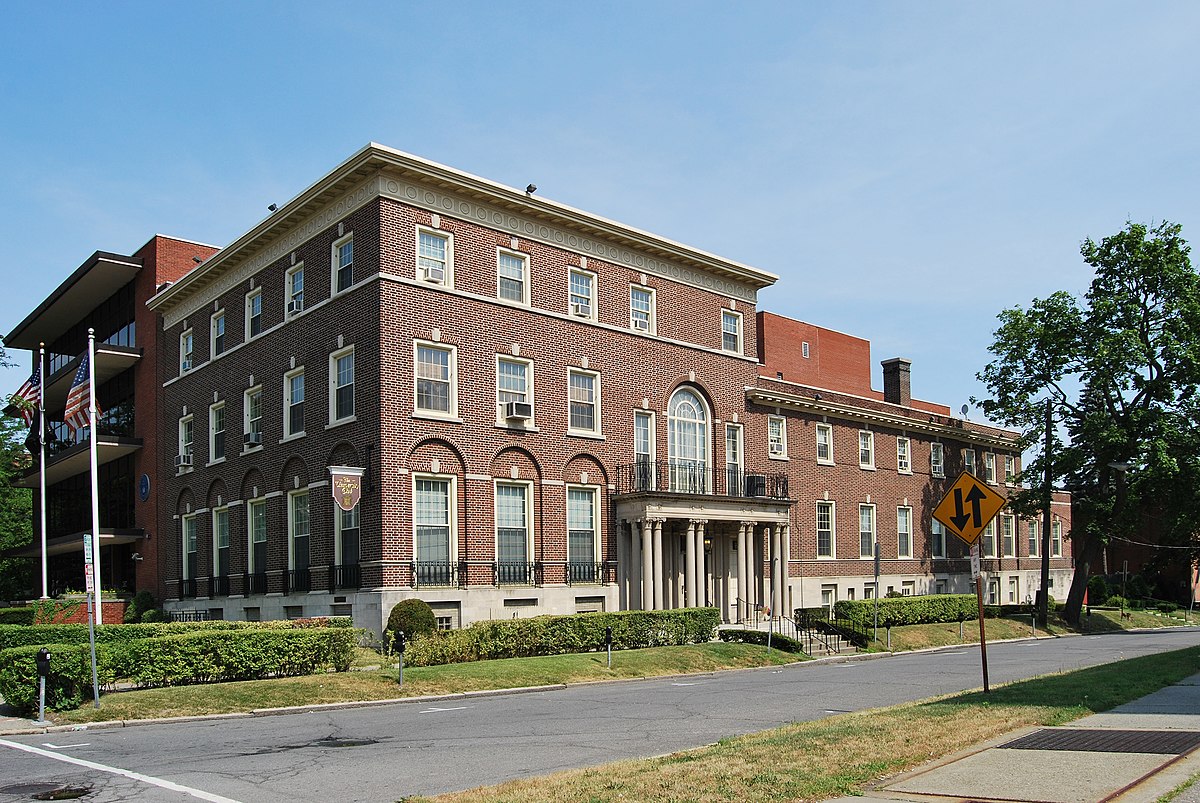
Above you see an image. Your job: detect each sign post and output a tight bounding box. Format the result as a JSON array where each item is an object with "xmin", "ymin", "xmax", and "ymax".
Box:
[{"xmin": 933, "ymin": 471, "xmax": 1006, "ymax": 694}]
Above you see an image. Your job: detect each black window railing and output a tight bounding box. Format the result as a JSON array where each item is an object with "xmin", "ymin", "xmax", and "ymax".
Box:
[
  {"xmin": 210, "ymin": 576, "xmax": 229, "ymax": 597},
  {"xmin": 243, "ymin": 572, "xmax": 268, "ymax": 595},
  {"xmin": 495, "ymin": 561, "xmax": 540, "ymax": 586},
  {"xmin": 413, "ymin": 560, "xmax": 465, "ymax": 588},
  {"xmin": 284, "ymin": 568, "xmax": 311, "ymax": 594},
  {"xmin": 614, "ymin": 461, "xmax": 789, "ymax": 499},
  {"xmin": 180, "ymin": 578, "xmax": 197, "ymax": 599},
  {"xmin": 331, "ymin": 563, "xmax": 361, "ymax": 591},
  {"xmin": 566, "ymin": 561, "xmax": 615, "ymax": 585}
]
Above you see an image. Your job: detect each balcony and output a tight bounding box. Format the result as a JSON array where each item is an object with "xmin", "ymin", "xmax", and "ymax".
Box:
[
  {"xmin": 243, "ymin": 572, "xmax": 268, "ymax": 595},
  {"xmin": 180, "ymin": 578, "xmax": 197, "ymax": 599},
  {"xmin": 566, "ymin": 561, "xmax": 616, "ymax": 585},
  {"xmin": 412, "ymin": 560, "xmax": 466, "ymax": 588},
  {"xmin": 209, "ymin": 576, "xmax": 230, "ymax": 597},
  {"xmin": 614, "ymin": 462, "xmax": 789, "ymax": 500}
]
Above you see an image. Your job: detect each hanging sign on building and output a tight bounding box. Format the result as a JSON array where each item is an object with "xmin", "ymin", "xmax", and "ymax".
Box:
[
  {"xmin": 329, "ymin": 466, "xmax": 366, "ymax": 512},
  {"xmin": 933, "ymin": 471, "xmax": 1007, "ymax": 546}
]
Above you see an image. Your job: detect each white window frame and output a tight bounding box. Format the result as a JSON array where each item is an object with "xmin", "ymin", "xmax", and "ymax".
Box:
[
  {"xmin": 982, "ymin": 520, "xmax": 997, "ymax": 558},
  {"xmin": 243, "ymin": 384, "xmax": 263, "ymax": 452},
  {"xmin": 329, "ymin": 346, "xmax": 356, "ymax": 425},
  {"xmin": 178, "ymin": 414, "xmax": 193, "ymax": 470},
  {"xmin": 245, "ymin": 287, "xmax": 263, "ymax": 341},
  {"xmin": 417, "ymin": 226, "xmax": 453, "ymax": 286},
  {"xmin": 896, "ymin": 436, "xmax": 911, "ymax": 474},
  {"xmin": 767, "ymin": 415, "xmax": 788, "ymax": 459},
  {"xmin": 332, "ymin": 232, "xmax": 354, "ymax": 295},
  {"xmin": 816, "ymin": 500, "xmax": 835, "ymax": 559},
  {"xmin": 568, "ymin": 268, "xmax": 597, "ymax": 320},
  {"xmin": 802, "ymin": 341, "xmax": 810, "ymax": 359},
  {"xmin": 1052, "ymin": 519, "xmax": 1063, "ymax": 557},
  {"xmin": 634, "ymin": 410, "xmax": 656, "ymax": 489},
  {"xmin": 859, "ymin": 503, "xmax": 876, "ymax": 559},
  {"xmin": 1004, "ymin": 455, "xmax": 1016, "ymax": 485},
  {"xmin": 335, "ymin": 504, "xmax": 360, "ymax": 567},
  {"xmin": 1002, "ymin": 514, "xmax": 1016, "ymax": 557},
  {"xmin": 496, "ymin": 247, "xmax": 529, "ymax": 305},
  {"xmin": 815, "ymin": 422, "xmax": 834, "ymax": 465},
  {"xmin": 285, "ymin": 262, "xmax": 305, "ymax": 317},
  {"xmin": 210, "ymin": 309, "xmax": 226, "ymax": 358},
  {"xmin": 897, "ymin": 506, "xmax": 912, "ymax": 559},
  {"xmin": 287, "ymin": 489, "xmax": 310, "ymax": 571},
  {"xmin": 721, "ymin": 309, "xmax": 743, "ymax": 353},
  {"xmin": 180, "ymin": 329, "xmax": 194, "ymax": 374},
  {"xmin": 964, "ymin": 448, "xmax": 976, "ymax": 476},
  {"xmin": 496, "ymin": 355, "xmax": 534, "ymax": 428},
  {"xmin": 212, "ymin": 506, "xmax": 230, "ymax": 577},
  {"xmin": 414, "ymin": 340, "xmax": 458, "ymax": 419},
  {"xmin": 208, "ymin": 401, "xmax": 226, "ymax": 465},
  {"xmin": 413, "ymin": 473, "xmax": 458, "ymax": 565},
  {"xmin": 629, "ymin": 284, "xmax": 656, "ymax": 334},
  {"xmin": 567, "ymin": 367, "xmax": 601, "ymax": 436},
  {"xmin": 182, "ymin": 514, "xmax": 198, "ymax": 581},
  {"xmin": 247, "ymin": 497, "xmax": 267, "ymax": 574},
  {"xmin": 566, "ymin": 483, "xmax": 602, "ymax": 566},
  {"xmin": 725, "ymin": 422, "xmax": 743, "ymax": 487},
  {"xmin": 859, "ymin": 430, "xmax": 875, "ymax": 470},
  {"xmin": 931, "ymin": 442, "xmax": 945, "ymax": 478},
  {"xmin": 283, "ymin": 367, "xmax": 305, "ymax": 440},
  {"xmin": 931, "ymin": 519, "xmax": 946, "ymax": 559},
  {"xmin": 984, "ymin": 452, "xmax": 997, "ymax": 484},
  {"xmin": 1027, "ymin": 520, "xmax": 1040, "ymax": 557},
  {"xmin": 494, "ymin": 480, "xmax": 534, "ymax": 570}
]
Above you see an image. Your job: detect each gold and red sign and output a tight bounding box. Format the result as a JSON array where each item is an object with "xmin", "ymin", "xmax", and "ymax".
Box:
[{"xmin": 329, "ymin": 466, "xmax": 365, "ymax": 512}]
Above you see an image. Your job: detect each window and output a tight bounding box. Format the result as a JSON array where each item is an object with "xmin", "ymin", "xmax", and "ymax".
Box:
[
  {"xmin": 211, "ymin": 311, "xmax": 225, "ymax": 357},
  {"xmin": 721, "ymin": 310, "xmax": 742, "ymax": 353},
  {"xmin": 496, "ymin": 482, "xmax": 531, "ymax": 578},
  {"xmin": 415, "ymin": 477, "xmax": 453, "ymax": 574},
  {"xmin": 178, "ymin": 415, "xmax": 193, "ymax": 468},
  {"xmin": 330, "ymin": 347, "xmax": 355, "ymax": 423},
  {"xmin": 212, "ymin": 508, "xmax": 230, "ymax": 579},
  {"xmin": 333, "ymin": 233, "xmax": 354, "ymax": 293},
  {"xmin": 859, "ymin": 430, "xmax": 874, "ymax": 469},
  {"xmin": 816, "ymin": 423, "xmax": 833, "ymax": 464},
  {"xmin": 209, "ymin": 402, "xmax": 225, "ymax": 463},
  {"xmin": 897, "ymin": 437, "xmax": 911, "ymax": 474},
  {"xmin": 931, "ymin": 443, "xmax": 945, "ymax": 478},
  {"xmin": 630, "ymin": 285, "xmax": 656, "ymax": 333},
  {"xmin": 1002, "ymin": 515, "xmax": 1015, "ymax": 557},
  {"xmin": 417, "ymin": 228, "xmax": 451, "ymax": 285},
  {"xmin": 568, "ymin": 368, "xmax": 600, "ymax": 434},
  {"xmin": 768, "ymin": 415, "xmax": 787, "ymax": 459},
  {"xmin": 246, "ymin": 288, "xmax": 263, "ymax": 339},
  {"xmin": 567, "ymin": 486, "xmax": 599, "ymax": 571},
  {"xmin": 932, "ymin": 519, "xmax": 946, "ymax": 559},
  {"xmin": 816, "ymin": 501, "xmax": 835, "ymax": 558},
  {"xmin": 1008, "ymin": 577, "xmax": 1018, "ymax": 604},
  {"xmin": 244, "ymin": 386, "xmax": 263, "ymax": 449},
  {"xmin": 1052, "ymin": 519, "xmax": 1063, "ymax": 557},
  {"xmin": 497, "ymin": 356, "xmax": 532, "ymax": 425},
  {"xmin": 248, "ymin": 499, "xmax": 267, "ymax": 575},
  {"xmin": 668, "ymin": 388, "xmax": 707, "ymax": 491},
  {"xmin": 182, "ymin": 515, "xmax": 197, "ymax": 581},
  {"xmin": 285, "ymin": 369, "xmax": 305, "ymax": 438},
  {"xmin": 634, "ymin": 411, "xmax": 655, "ymax": 490},
  {"xmin": 725, "ymin": 424, "xmax": 743, "ymax": 493},
  {"xmin": 569, "ymin": 269, "xmax": 596, "ymax": 319},
  {"xmin": 982, "ymin": 520, "xmax": 996, "ymax": 558},
  {"xmin": 1004, "ymin": 455, "xmax": 1016, "ymax": 485},
  {"xmin": 1027, "ymin": 520, "xmax": 1039, "ymax": 556},
  {"xmin": 288, "ymin": 490, "xmax": 310, "ymax": 573},
  {"xmin": 859, "ymin": 504, "xmax": 876, "ymax": 559},
  {"xmin": 337, "ymin": 506, "xmax": 360, "ymax": 567},
  {"xmin": 497, "ymin": 249, "xmax": 528, "ymax": 304},
  {"xmin": 902, "ymin": 580, "xmax": 915, "ymax": 596},
  {"xmin": 415, "ymin": 342, "xmax": 456, "ymax": 416},
  {"xmin": 963, "ymin": 448, "xmax": 976, "ymax": 475},
  {"xmin": 802, "ymin": 341, "xmax": 810, "ymax": 359},
  {"xmin": 984, "ymin": 453, "xmax": 996, "ymax": 484},
  {"xmin": 180, "ymin": 329, "xmax": 194, "ymax": 373},
  {"xmin": 935, "ymin": 579, "xmax": 947, "ymax": 594},
  {"xmin": 897, "ymin": 506, "xmax": 912, "ymax": 559},
  {"xmin": 286, "ymin": 264, "xmax": 305, "ymax": 316}
]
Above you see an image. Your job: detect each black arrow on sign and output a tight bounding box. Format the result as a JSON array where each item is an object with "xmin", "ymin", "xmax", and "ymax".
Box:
[{"xmin": 950, "ymin": 482, "xmax": 989, "ymax": 531}]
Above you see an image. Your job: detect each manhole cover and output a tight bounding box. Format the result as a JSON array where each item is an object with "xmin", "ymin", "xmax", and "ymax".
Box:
[
  {"xmin": 1001, "ymin": 728, "xmax": 1200, "ymax": 755},
  {"xmin": 0, "ymin": 785, "xmax": 62, "ymax": 796}
]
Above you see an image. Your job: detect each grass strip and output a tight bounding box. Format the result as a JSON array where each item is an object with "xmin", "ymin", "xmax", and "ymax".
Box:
[{"xmin": 420, "ymin": 645, "xmax": 1200, "ymax": 803}]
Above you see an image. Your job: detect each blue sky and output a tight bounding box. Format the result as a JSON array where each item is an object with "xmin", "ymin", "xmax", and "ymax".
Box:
[{"xmin": 2, "ymin": 1, "xmax": 1198, "ymax": 421}]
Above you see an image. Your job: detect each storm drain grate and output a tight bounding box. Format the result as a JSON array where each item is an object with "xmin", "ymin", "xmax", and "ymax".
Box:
[{"xmin": 1000, "ymin": 728, "xmax": 1200, "ymax": 755}]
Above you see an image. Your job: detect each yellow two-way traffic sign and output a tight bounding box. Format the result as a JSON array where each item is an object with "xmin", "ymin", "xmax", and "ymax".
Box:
[{"xmin": 933, "ymin": 471, "xmax": 1007, "ymax": 546}]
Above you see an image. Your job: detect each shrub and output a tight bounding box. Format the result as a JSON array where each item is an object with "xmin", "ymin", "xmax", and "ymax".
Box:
[
  {"xmin": 1106, "ymin": 595, "xmax": 1128, "ymax": 608},
  {"xmin": 387, "ymin": 599, "xmax": 436, "ymax": 641},
  {"xmin": 0, "ymin": 643, "xmax": 118, "ymax": 712},
  {"xmin": 717, "ymin": 629, "xmax": 805, "ymax": 654},
  {"xmin": 831, "ymin": 595, "xmax": 980, "ymax": 628},
  {"xmin": 123, "ymin": 591, "xmax": 156, "ymax": 624},
  {"xmin": 1087, "ymin": 575, "xmax": 1109, "ymax": 604},
  {"xmin": 0, "ymin": 607, "xmax": 34, "ymax": 626},
  {"xmin": 1157, "ymin": 602, "xmax": 1179, "ymax": 614},
  {"xmin": 0, "ymin": 617, "xmax": 354, "ymax": 652}
]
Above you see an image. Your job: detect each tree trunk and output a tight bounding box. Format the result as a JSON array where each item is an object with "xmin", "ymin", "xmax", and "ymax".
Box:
[{"xmin": 1064, "ymin": 531, "xmax": 1106, "ymax": 626}]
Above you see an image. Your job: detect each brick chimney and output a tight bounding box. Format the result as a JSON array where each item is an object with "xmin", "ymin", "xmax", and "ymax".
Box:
[{"xmin": 881, "ymin": 358, "xmax": 911, "ymax": 406}]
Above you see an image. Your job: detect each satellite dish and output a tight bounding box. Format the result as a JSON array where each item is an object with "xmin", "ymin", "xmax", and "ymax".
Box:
[{"xmin": 960, "ymin": 404, "xmax": 969, "ymax": 417}]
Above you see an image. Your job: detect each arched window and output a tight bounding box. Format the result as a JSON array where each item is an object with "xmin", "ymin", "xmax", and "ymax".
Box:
[{"xmin": 668, "ymin": 387, "xmax": 708, "ymax": 492}]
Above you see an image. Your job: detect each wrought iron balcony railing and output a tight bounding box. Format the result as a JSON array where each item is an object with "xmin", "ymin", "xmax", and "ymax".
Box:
[{"xmin": 614, "ymin": 461, "xmax": 789, "ymax": 499}]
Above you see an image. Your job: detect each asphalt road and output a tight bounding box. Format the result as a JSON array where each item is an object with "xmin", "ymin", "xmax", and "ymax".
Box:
[{"xmin": 3, "ymin": 628, "xmax": 1199, "ymax": 803}]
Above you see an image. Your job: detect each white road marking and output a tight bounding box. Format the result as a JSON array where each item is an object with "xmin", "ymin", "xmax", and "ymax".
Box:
[
  {"xmin": 0, "ymin": 739, "xmax": 241, "ymax": 803},
  {"xmin": 43, "ymin": 742, "xmax": 90, "ymax": 749},
  {"xmin": 419, "ymin": 706, "xmax": 469, "ymax": 713},
  {"xmin": 671, "ymin": 682, "xmax": 699, "ymax": 686}
]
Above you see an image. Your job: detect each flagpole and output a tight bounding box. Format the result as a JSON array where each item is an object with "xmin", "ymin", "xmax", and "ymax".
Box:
[
  {"xmin": 38, "ymin": 344, "xmax": 48, "ymax": 599},
  {"xmin": 87, "ymin": 329, "xmax": 102, "ymax": 627}
]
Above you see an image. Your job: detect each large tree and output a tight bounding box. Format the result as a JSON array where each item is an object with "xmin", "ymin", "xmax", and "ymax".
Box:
[
  {"xmin": 976, "ymin": 221, "xmax": 1200, "ymax": 625},
  {"xmin": 0, "ymin": 342, "xmax": 33, "ymax": 599}
]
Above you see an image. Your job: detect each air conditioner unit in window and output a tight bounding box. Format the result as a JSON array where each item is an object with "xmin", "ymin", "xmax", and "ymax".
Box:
[
  {"xmin": 287, "ymin": 299, "xmax": 304, "ymax": 315},
  {"xmin": 571, "ymin": 302, "xmax": 591, "ymax": 318},
  {"xmin": 175, "ymin": 454, "xmax": 193, "ymax": 468},
  {"xmin": 180, "ymin": 360, "xmax": 192, "ymax": 372},
  {"xmin": 505, "ymin": 401, "xmax": 533, "ymax": 420},
  {"xmin": 421, "ymin": 265, "xmax": 445, "ymax": 284},
  {"xmin": 632, "ymin": 318, "xmax": 650, "ymax": 332},
  {"xmin": 244, "ymin": 432, "xmax": 263, "ymax": 446},
  {"xmin": 769, "ymin": 442, "xmax": 785, "ymax": 457}
]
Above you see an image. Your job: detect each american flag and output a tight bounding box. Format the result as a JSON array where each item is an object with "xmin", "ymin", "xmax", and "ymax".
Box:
[
  {"xmin": 63, "ymin": 353, "xmax": 97, "ymax": 435},
  {"xmin": 10, "ymin": 366, "xmax": 40, "ymax": 426}
]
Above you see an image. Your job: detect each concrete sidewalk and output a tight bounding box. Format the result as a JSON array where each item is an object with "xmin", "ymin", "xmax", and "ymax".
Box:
[{"xmin": 826, "ymin": 672, "xmax": 1200, "ymax": 803}]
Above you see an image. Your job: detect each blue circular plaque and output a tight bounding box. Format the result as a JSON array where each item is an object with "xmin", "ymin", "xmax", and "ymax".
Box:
[{"xmin": 138, "ymin": 473, "xmax": 151, "ymax": 502}]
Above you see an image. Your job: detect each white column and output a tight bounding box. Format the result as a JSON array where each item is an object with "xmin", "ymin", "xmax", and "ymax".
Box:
[
  {"xmin": 694, "ymin": 520, "xmax": 707, "ymax": 607},
  {"xmin": 761, "ymin": 525, "xmax": 773, "ymax": 615},
  {"xmin": 641, "ymin": 519, "xmax": 653, "ymax": 611},
  {"xmin": 630, "ymin": 521, "xmax": 642, "ymax": 610},
  {"xmin": 737, "ymin": 523, "xmax": 749, "ymax": 621},
  {"xmin": 780, "ymin": 524, "xmax": 791, "ymax": 617},
  {"xmin": 652, "ymin": 519, "xmax": 665, "ymax": 611},
  {"xmin": 684, "ymin": 520, "xmax": 697, "ymax": 608}
]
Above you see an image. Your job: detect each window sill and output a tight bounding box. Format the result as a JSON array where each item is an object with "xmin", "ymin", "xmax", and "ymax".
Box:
[
  {"xmin": 242, "ymin": 445, "xmax": 264, "ymax": 456},
  {"xmin": 326, "ymin": 416, "xmax": 357, "ymax": 430},
  {"xmin": 496, "ymin": 423, "xmax": 539, "ymax": 433},
  {"xmin": 859, "ymin": 465, "xmax": 876, "ymax": 471},
  {"xmin": 412, "ymin": 412, "xmax": 463, "ymax": 424},
  {"xmin": 898, "ymin": 469, "xmax": 913, "ymax": 476},
  {"xmin": 932, "ymin": 473, "xmax": 945, "ymax": 479},
  {"xmin": 206, "ymin": 457, "xmax": 227, "ymax": 468},
  {"xmin": 816, "ymin": 459, "xmax": 834, "ymax": 467},
  {"xmin": 566, "ymin": 430, "xmax": 605, "ymax": 441},
  {"xmin": 280, "ymin": 432, "xmax": 306, "ymax": 444},
  {"xmin": 769, "ymin": 454, "xmax": 789, "ymax": 461}
]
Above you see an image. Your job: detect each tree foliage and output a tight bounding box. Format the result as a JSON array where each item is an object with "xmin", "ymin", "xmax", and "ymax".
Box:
[
  {"xmin": 976, "ymin": 221, "xmax": 1200, "ymax": 624},
  {"xmin": 0, "ymin": 342, "xmax": 32, "ymax": 600}
]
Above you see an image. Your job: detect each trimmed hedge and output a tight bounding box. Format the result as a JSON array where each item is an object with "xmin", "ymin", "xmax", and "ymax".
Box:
[
  {"xmin": 0, "ymin": 616, "xmax": 352, "ymax": 652},
  {"xmin": 0, "ymin": 607, "xmax": 35, "ymax": 626},
  {"xmin": 833, "ymin": 595, "xmax": 985, "ymax": 628},
  {"xmin": 717, "ymin": 628, "xmax": 806, "ymax": 654},
  {"xmin": 0, "ymin": 628, "xmax": 356, "ymax": 714},
  {"xmin": 405, "ymin": 608, "xmax": 720, "ymax": 667}
]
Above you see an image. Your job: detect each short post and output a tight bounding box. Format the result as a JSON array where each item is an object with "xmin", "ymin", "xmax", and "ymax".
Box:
[
  {"xmin": 976, "ymin": 574, "xmax": 990, "ymax": 693},
  {"xmin": 1028, "ymin": 595, "xmax": 1035, "ymax": 636},
  {"xmin": 395, "ymin": 631, "xmax": 405, "ymax": 687},
  {"xmin": 35, "ymin": 647, "xmax": 51, "ymax": 724},
  {"xmin": 605, "ymin": 625, "xmax": 613, "ymax": 669},
  {"xmin": 764, "ymin": 605, "xmax": 773, "ymax": 654}
]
